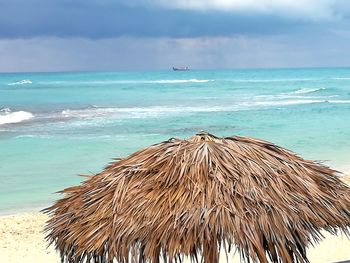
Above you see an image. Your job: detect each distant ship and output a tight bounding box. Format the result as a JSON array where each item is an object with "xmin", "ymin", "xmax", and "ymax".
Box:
[{"xmin": 172, "ymin": 66, "xmax": 190, "ymax": 71}]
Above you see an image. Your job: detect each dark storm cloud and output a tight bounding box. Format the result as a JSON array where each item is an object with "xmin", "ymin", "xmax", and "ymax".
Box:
[{"xmin": 0, "ymin": 0, "xmax": 315, "ymax": 39}]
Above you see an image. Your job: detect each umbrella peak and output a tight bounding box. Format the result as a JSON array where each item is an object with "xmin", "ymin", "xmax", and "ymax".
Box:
[{"xmin": 188, "ymin": 131, "xmax": 218, "ymax": 142}]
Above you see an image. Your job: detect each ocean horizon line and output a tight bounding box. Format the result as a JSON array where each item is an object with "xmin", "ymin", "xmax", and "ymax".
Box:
[{"xmin": 1, "ymin": 65, "xmax": 350, "ymax": 75}]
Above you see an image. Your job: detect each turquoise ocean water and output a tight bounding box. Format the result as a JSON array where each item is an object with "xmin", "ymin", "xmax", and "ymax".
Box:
[{"xmin": 1, "ymin": 68, "xmax": 350, "ymax": 213}]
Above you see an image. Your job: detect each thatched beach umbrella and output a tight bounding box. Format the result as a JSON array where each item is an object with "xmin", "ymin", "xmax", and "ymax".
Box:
[{"xmin": 45, "ymin": 132, "xmax": 350, "ymax": 263}]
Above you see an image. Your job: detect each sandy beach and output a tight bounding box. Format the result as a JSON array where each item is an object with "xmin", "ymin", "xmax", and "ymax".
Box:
[
  {"xmin": 0, "ymin": 212, "xmax": 59, "ymax": 263},
  {"xmin": 1, "ymin": 175, "xmax": 350, "ymax": 263}
]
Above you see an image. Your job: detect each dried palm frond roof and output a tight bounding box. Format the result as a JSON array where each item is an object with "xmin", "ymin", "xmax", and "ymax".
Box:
[{"xmin": 44, "ymin": 132, "xmax": 350, "ymax": 263}]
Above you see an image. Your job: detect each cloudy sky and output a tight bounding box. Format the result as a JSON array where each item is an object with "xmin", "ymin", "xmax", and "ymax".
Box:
[{"xmin": 1, "ymin": 0, "xmax": 350, "ymax": 72}]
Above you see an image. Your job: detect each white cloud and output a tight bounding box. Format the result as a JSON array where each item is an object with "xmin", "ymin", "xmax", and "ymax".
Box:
[{"xmin": 133, "ymin": 0, "xmax": 340, "ymax": 20}]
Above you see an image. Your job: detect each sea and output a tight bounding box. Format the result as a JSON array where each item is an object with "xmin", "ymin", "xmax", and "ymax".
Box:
[{"xmin": 1, "ymin": 68, "xmax": 350, "ymax": 214}]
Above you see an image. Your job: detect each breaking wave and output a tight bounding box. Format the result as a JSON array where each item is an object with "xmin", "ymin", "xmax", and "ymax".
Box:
[
  {"xmin": 0, "ymin": 108, "xmax": 34, "ymax": 125},
  {"xmin": 333, "ymin": 77, "xmax": 350, "ymax": 80},
  {"xmin": 150, "ymin": 79, "xmax": 213, "ymax": 84},
  {"xmin": 327, "ymin": 100, "xmax": 350, "ymax": 104},
  {"xmin": 294, "ymin": 87, "xmax": 326, "ymax": 94},
  {"xmin": 7, "ymin": 79, "xmax": 32, "ymax": 86},
  {"xmin": 60, "ymin": 99, "xmax": 350, "ymax": 120},
  {"xmin": 61, "ymin": 106, "xmax": 224, "ymax": 119},
  {"xmin": 2, "ymin": 98, "xmax": 349, "ymax": 128},
  {"xmin": 223, "ymin": 78, "xmax": 317, "ymax": 83}
]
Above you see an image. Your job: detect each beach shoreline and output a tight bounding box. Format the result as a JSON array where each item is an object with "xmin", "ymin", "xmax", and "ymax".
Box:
[{"xmin": 0, "ymin": 204, "xmax": 49, "ymax": 216}]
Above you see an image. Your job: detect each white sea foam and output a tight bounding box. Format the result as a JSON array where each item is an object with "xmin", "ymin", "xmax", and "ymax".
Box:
[
  {"xmin": 0, "ymin": 109, "xmax": 34, "ymax": 125},
  {"xmin": 224, "ymin": 78, "xmax": 317, "ymax": 83},
  {"xmin": 254, "ymin": 94, "xmax": 316, "ymax": 100},
  {"xmin": 61, "ymin": 106, "xmax": 225, "ymax": 119},
  {"xmin": 254, "ymin": 87, "xmax": 328, "ymax": 101},
  {"xmin": 60, "ymin": 99, "xmax": 348, "ymax": 121},
  {"xmin": 250, "ymin": 99, "xmax": 323, "ymax": 107},
  {"xmin": 294, "ymin": 87, "xmax": 326, "ymax": 94},
  {"xmin": 254, "ymin": 99, "xmax": 350, "ymax": 106},
  {"xmin": 333, "ymin": 77, "xmax": 350, "ymax": 80},
  {"xmin": 3, "ymin": 98, "xmax": 347, "ymax": 127},
  {"xmin": 7, "ymin": 79, "xmax": 32, "ymax": 86},
  {"xmin": 326, "ymin": 100, "xmax": 350, "ymax": 104},
  {"xmin": 150, "ymin": 79, "xmax": 212, "ymax": 84},
  {"xmin": 15, "ymin": 134, "xmax": 53, "ymax": 139}
]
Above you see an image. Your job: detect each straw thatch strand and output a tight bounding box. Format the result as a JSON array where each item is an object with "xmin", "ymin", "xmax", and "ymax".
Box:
[{"xmin": 44, "ymin": 133, "xmax": 350, "ymax": 263}]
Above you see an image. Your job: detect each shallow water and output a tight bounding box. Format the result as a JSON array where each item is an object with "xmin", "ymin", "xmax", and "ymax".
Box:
[{"xmin": 1, "ymin": 68, "xmax": 350, "ymax": 212}]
